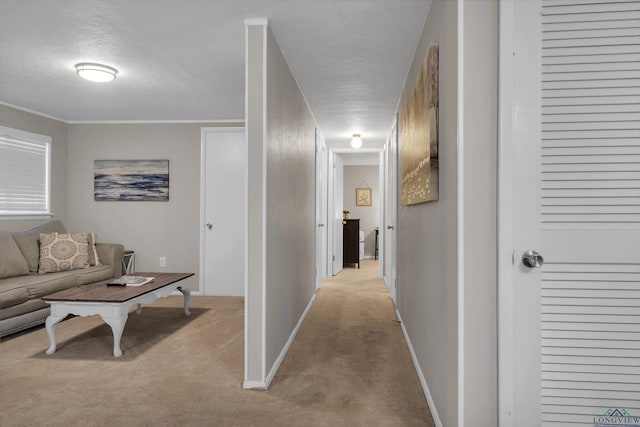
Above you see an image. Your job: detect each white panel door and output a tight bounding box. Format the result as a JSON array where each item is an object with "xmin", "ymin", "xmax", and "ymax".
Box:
[
  {"xmin": 508, "ymin": 1, "xmax": 640, "ymax": 425},
  {"xmin": 386, "ymin": 120, "xmax": 399, "ymax": 303},
  {"xmin": 315, "ymin": 129, "xmax": 324, "ymax": 290},
  {"xmin": 202, "ymin": 128, "xmax": 246, "ymax": 296},
  {"xmin": 333, "ymin": 154, "xmax": 344, "ymax": 275}
]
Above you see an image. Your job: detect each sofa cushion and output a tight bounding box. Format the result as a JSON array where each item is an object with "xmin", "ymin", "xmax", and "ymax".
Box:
[
  {"xmin": 38, "ymin": 232, "xmax": 89, "ymax": 274},
  {"xmin": 0, "ymin": 278, "xmax": 30, "ymax": 309},
  {"xmin": 74, "ymin": 265, "xmax": 114, "ymax": 286},
  {"xmin": 87, "ymin": 232, "xmax": 102, "ymax": 266},
  {"xmin": 0, "ymin": 232, "xmax": 29, "ymax": 279},
  {"xmin": 11, "ymin": 220, "xmax": 67, "ymax": 272},
  {"xmin": 0, "ymin": 299, "xmax": 49, "ymax": 321},
  {"xmin": 1, "ymin": 270, "xmax": 77, "ymax": 301}
]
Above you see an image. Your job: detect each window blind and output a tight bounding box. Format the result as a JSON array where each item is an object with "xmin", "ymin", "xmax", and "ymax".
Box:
[{"xmin": 0, "ymin": 126, "xmax": 51, "ymax": 215}]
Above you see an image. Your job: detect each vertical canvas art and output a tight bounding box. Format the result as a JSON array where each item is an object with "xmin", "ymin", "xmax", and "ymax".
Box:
[
  {"xmin": 400, "ymin": 43, "xmax": 439, "ymax": 205},
  {"xmin": 94, "ymin": 160, "xmax": 169, "ymax": 201}
]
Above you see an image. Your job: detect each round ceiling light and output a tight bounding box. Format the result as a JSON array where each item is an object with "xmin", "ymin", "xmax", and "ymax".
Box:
[
  {"xmin": 75, "ymin": 63, "xmax": 118, "ymax": 82},
  {"xmin": 350, "ymin": 134, "xmax": 362, "ymax": 149}
]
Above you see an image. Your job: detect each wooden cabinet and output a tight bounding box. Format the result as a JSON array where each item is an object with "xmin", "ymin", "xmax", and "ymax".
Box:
[{"xmin": 343, "ymin": 219, "xmax": 360, "ymax": 269}]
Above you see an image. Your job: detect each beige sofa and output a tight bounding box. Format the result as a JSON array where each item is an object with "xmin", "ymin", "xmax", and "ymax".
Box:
[{"xmin": 0, "ymin": 220, "xmax": 124, "ymax": 337}]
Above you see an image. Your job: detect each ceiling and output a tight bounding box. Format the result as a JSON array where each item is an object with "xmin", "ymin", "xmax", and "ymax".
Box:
[{"xmin": 0, "ymin": 0, "xmax": 430, "ymax": 147}]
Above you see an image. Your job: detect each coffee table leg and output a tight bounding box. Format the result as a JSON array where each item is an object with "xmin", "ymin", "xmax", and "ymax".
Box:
[
  {"xmin": 44, "ymin": 312, "xmax": 68, "ymax": 355},
  {"xmin": 178, "ymin": 286, "xmax": 191, "ymax": 316},
  {"xmin": 102, "ymin": 315, "xmax": 128, "ymax": 358}
]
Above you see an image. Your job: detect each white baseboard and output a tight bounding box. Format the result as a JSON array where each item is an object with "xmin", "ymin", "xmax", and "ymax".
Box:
[
  {"xmin": 263, "ymin": 293, "xmax": 317, "ymax": 389},
  {"xmin": 242, "ymin": 380, "xmax": 266, "ymax": 390},
  {"xmin": 396, "ymin": 309, "xmax": 443, "ymax": 427}
]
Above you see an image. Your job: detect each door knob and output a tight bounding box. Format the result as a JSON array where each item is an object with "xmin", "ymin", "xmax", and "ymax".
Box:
[
  {"xmin": 206, "ymin": 223, "xmax": 213, "ymax": 230},
  {"xmin": 387, "ymin": 225, "xmax": 394, "ymax": 230},
  {"xmin": 522, "ymin": 250, "xmax": 543, "ymax": 268},
  {"xmin": 318, "ymin": 224, "xmax": 324, "ymax": 228}
]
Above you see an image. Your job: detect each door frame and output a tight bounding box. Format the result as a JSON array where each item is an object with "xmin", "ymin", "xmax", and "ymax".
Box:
[
  {"xmin": 315, "ymin": 129, "xmax": 327, "ymax": 290},
  {"xmin": 199, "ymin": 126, "xmax": 246, "ymax": 296},
  {"xmin": 327, "ymin": 150, "xmax": 342, "ymax": 275},
  {"xmin": 327, "ymin": 146, "xmax": 385, "ymax": 277},
  {"xmin": 385, "ymin": 118, "xmax": 399, "ymax": 304},
  {"xmin": 497, "ymin": 0, "xmax": 517, "ymax": 424}
]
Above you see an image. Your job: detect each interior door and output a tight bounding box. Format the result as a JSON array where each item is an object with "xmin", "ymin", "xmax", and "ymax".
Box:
[
  {"xmin": 333, "ymin": 154, "xmax": 344, "ymax": 275},
  {"xmin": 315, "ymin": 129, "xmax": 324, "ymax": 290},
  {"xmin": 202, "ymin": 127, "xmax": 246, "ymax": 296},
  {"xmin": 508, "ymin": 1, "xmax": 640, "ymax": 425},
  {"xmin": 386, "ymin": 119, "xmax": 399, "ymax": 303}
]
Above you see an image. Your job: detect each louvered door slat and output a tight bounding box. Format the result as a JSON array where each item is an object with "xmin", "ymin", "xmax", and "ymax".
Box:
[
  {"xmin": 540, "ymin": 4, "xmax": 640, "ymax": 423},
  {"xmin": 544, "ymin": 27, "xmax": 640, "ymax": 40}
]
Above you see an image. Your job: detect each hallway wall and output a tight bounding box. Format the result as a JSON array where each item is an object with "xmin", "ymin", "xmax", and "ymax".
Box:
[
  {"xmin": 265, "ymin": 24, "xmax": 317, "ymax": 375},
  {"xmin": 395, "ymin": 1, "xmax": 499, "ymax": 425},
  {"xmin": 461, "ymin": 0, "xmax": 498, "ymax": 423},
  {"xmin": 395, "ymin": 0, "xmax": 459, "ymax": 425},
  {"xmin": 245, "ymin": 20, "xmax": 317, "ymax": 387}
]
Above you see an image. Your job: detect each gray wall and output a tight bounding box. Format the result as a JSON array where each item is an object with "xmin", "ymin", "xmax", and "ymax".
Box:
[
  {"xmin": 245, "ymin": 22, "xmax": 317, "ymax": 385},
  {"xmin": 0, "ymin": 105, "xmax": 68, "ymax": 231},
  {"xmin": 0, "ymin": 105, "xmax": 241, "ymax": 294},
  {"xmin": 246, "ymin": 23, "xmax": 265, "ymax": 385},
  {"xmin": 462, "ymin": 0, "xmax": 498, "ymax": 424},
  {"xmin": 343, "ymin": 165, "xmax": 379, "ymax": 257},
  {"xmin": 396, "ymin": 0, "xmax": 459, "ymax": 425},
  {"xmin": 265, "ymin": 25, "xmax": 317, "ymax": 375},
  {"xmin": 396, "ymin": 1, "xmax": 499, "ymax": 425},
  {"xmin": 66, "ymin": 122, "xmax": 241, "ymax": 292}
]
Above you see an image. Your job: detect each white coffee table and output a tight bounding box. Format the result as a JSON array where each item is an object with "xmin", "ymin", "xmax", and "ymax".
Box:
[{"xmin": 42, "ymin": 272, "xmax": 193, "ymax": 357}]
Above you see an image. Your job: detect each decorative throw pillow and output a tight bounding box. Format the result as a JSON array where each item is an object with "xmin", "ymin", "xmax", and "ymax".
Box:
[
  {"xmin": 87, "ymin": 232, "xmax": 102, "ymax": 266},
  {"xmin": 38, "ymin": 232, "xmax": 90, "ymax": 274}
]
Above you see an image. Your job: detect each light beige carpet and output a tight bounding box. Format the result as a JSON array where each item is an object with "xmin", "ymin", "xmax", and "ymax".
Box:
[{"xmin": 0, "ymin": 261, "xmax": 433, "ymax": 426}]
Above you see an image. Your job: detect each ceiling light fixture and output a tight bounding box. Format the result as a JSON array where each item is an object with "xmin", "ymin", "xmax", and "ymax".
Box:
[
  {"xmin": 75, "ymin": 63, "xmax": 118, "ymax": 82},
  {"xmin": 350, "ymin": 134, "xmax": 362, "ymax": 149}
]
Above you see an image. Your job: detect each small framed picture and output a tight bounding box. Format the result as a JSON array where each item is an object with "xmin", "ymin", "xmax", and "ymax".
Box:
[{"xmin": 356, "ymin": 188, "xmax": 372, "ymax": 206}]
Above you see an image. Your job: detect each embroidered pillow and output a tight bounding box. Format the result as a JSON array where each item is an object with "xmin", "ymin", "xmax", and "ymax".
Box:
[
  {"xmin": 87, "ymin": 232, "xmax": 102, "ymax": 266},
  {"xmin": 38, "ymin": 232, "xmax": 90, "ymax": 274}
]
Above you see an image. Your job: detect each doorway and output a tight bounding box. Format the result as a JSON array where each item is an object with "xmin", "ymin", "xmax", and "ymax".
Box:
[{"xmin": 326, "ymin": 148, "xmax": 386, "ymax": 281}]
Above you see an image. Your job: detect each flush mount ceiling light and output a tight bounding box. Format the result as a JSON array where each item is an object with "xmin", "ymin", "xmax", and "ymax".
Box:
[
  {"xmin": 75, "ymin": 63, "xmax": 118, "ymax": 82},
  {"xmin": 350, "ymin": 134, "xmax": 362, "ymax": 149}
]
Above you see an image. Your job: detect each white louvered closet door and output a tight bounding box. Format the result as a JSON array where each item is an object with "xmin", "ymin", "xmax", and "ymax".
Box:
[{"xmin": 511, "ymin": 0, "xmax": 640, "ymax": 425}]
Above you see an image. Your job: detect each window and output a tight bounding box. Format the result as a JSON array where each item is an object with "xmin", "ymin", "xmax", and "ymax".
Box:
[{"xmin": 0, "ymin": 126, "xmax": 52, "ymax": 218}]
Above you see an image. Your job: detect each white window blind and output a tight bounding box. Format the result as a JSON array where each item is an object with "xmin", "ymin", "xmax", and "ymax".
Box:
[{"xmin": 0, "ymin": 126, "xmax": 51, "ymax": 216}]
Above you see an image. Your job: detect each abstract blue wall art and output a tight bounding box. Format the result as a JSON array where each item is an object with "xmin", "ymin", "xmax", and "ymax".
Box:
[{"xmin": 94, "ymin": 160, "xmax": 169, "ymax": 201}]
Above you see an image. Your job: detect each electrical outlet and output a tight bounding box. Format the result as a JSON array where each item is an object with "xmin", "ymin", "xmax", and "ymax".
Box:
[{"xmin": 159, "ymin": 257, "xmax": 166, "ymax": 267}]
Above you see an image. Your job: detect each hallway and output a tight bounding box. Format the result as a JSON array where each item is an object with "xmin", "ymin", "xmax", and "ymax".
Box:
[{"xmin": 269, "ymin": 260, "xmax": 434, "ymax": 426}]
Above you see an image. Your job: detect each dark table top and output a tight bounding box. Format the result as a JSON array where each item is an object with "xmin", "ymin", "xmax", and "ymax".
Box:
[{"xmin": 42, "ymin": 272, "xmax": 194, "ymax": 303}]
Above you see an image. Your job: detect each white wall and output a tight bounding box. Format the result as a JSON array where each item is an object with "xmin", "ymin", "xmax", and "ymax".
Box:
[
  {"xmin": 395, "ymin": 1, "xmax": 459, "ymax": 425},
  {"xmin": 0, "ymin": 105, "xmax": 68, "ymax": 232},
  {"xmin": 343, "ymin": 165, "xmax": 379, "ymax": 258},
  {"xmin": 66, "ymin": 122, "xmax": 242, "ymax": 292}
]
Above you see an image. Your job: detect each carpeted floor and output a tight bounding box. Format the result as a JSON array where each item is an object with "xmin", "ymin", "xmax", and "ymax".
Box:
[{"xmin": 0, "ymin": 260, "xmax": 433, "ymax": 426}]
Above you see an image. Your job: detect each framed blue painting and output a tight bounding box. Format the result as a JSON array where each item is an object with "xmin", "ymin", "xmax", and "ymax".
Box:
[{"xmin": 94, "ymin": 160, "xmax": 169, "ymax": 201}]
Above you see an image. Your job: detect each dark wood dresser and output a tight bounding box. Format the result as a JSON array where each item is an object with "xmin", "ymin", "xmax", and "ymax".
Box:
[{"xmin": 343, "ymin": 219, "xmax": 360, "ymax": 269}]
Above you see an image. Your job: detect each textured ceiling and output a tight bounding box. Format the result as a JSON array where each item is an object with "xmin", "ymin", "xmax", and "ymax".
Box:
[{"xmin": 0, "ymin": 0, "xmax": 430, "ymax": 147}]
